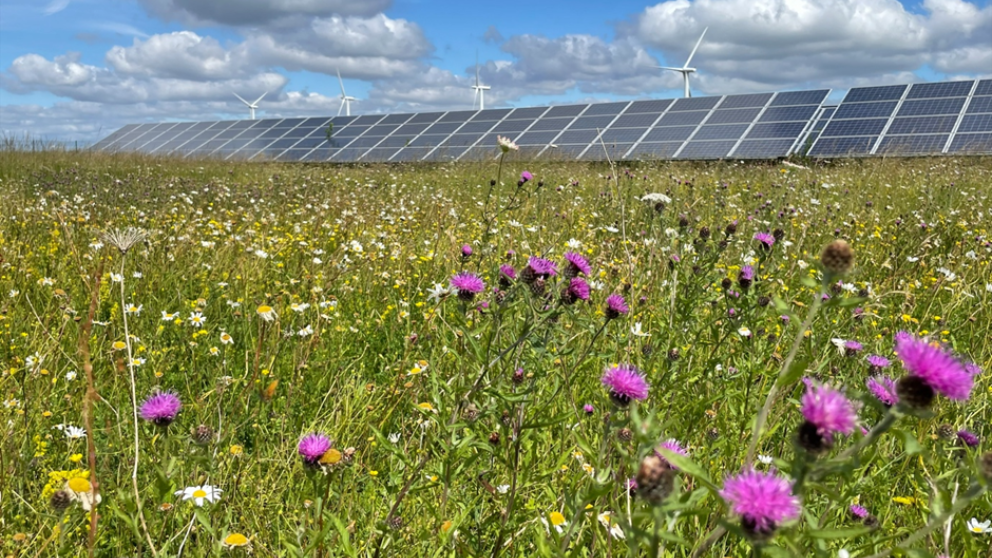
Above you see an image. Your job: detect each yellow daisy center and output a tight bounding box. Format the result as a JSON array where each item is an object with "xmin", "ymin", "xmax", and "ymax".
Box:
[
  {"xmin": 192, "ymin": 489, "xmax": 207, "ymax": 498},
  {"xmin": 257, "ymin": 305, "xmax": 272, "ymax": 314},
  {"xmin": 67, "ymin": 477, "xmax": 91, "ymax": 493},
  {"xmin": 224, "ymin": 533, "xmax": 249, "ymax": 546},
  {"xmin": 112, "ymin": 341, "xmax": 126, "ymax": 350}
]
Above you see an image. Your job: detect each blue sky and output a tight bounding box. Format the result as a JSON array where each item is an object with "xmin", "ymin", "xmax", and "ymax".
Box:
[{"xmin": 1, "ymin": 0, "xmax": 989, "ymax": 143}]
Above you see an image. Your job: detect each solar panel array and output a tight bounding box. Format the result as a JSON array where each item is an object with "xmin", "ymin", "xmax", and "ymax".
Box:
[
  {"xmin": 91, "ymin": 80, "xmax": 991, "ymax": 161},
  {"xmin": 808, "ymin": 79, "xmax": 992, "ymax": 157}
]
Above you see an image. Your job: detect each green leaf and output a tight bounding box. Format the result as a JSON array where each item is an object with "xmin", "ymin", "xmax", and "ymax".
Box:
[
  {"xmin": 807, "ymin": 526, "xmax": 874, "ymax": 539},
  {"xmin": 776, "ymin": 356, "xmax": 811, "ymax": 389},
  {"xmin": 893, "ymin": 428, "xmax": 923, "ymax": 455},
  {"xmin": 800, "ymin": 276, "xmax": 818, "ymax": 288},
  {"xmin": 656, "ymin": 448, "xmax": 720, "ymax": 494}
]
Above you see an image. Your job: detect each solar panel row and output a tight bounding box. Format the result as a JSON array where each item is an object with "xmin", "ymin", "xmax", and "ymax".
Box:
[
  {"xmin": 92, "ymin": 80, "xmax": 991, "ymax": 161},
  {"xmin": 807, "ymin": 79, "xmax": 992, "ymax": 157},
  {"xmin": 93, "ymin": 90, "xmax": 830, "ymax": 162}
]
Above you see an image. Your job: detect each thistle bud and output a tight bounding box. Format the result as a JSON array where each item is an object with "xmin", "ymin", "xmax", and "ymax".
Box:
[
  {"xmin": 820, "ymin": 239, "xmax": 854, "ymax": 276},
  {"xmin": 635, "ymin": 454, "xmax": 675, "ymax": 505}
]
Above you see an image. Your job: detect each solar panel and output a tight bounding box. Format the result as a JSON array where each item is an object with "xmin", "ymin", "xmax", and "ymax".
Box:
[{"xmin": 95, "ymin": 80, "xmax": 992, "ymax": 162}]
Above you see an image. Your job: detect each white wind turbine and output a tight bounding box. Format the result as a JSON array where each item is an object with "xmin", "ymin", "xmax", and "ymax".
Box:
[
  {"xmin": 233, "ymin": 91, "xmax": 267, "ymax": 120},
  {"xmin": 336, "ymin": 69, "xmax": 357, "ymax": 117},
  {"xmin": 657, "ymin": 27, "xmax": 708, "ymax": 98},
  {"xmin": 471, "ymin": 55, "xmax": 490, "ymax": 110}
]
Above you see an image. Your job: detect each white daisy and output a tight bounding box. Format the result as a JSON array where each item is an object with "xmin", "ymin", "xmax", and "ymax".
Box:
[
  {"xmin": 188, "ymin": 312, "xmax": 206, "ymax": 327},
  {"xmin": 66, "ymin": 477, "xmax": 101, "ymax": 511},
  {"xmin": 161, "ymin": 311, "xmax": 177, "ymax": 321},
  {"xmin": 967, "ymin": 517, "xmax": 991, "ymax": 534},
  {"xmin": 630, "ymin": 322, "xmax": 650, "ymax": 337},
  {"xmin": 175, "ymin": 485, "xmax": 222, "ymax": 507}
]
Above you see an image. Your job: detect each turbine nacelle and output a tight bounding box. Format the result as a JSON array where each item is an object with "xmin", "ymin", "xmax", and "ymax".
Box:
[
  {"xmin": 657, "ymin": 27, "xmax": 707, "ymax": 98},
  {"xmin": 233, "ymin": 91, "xmax": 267, "ymax": 120},
  {"xmin": 336, "ymin": 68, "xmax": 359, "ymax": 117}
]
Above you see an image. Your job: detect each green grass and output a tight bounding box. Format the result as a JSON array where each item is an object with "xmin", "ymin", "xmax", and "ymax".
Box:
[{"xmin": 1, "ymin": 150, "xmax": 990, "ymax": 557}]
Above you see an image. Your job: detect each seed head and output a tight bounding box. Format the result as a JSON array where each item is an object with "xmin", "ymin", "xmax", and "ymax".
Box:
[
  {"xmin": 636, "ymin": 454, "xmax": 675, "ymax": 505},
  {"xmin": 820, "ymin": 239, "xmax": 855, "ymax": 276},
  {"xmin": 192, "ymin": 424, "xmax": 214, "ymax": 445},
  {"xmin": 50, "ymin": 489, "xmax": 72, "ymax": 512}
]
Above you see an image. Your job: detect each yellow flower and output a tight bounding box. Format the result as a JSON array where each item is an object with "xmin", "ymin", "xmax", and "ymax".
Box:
[
  {"xmin": 417, "ymin": 402, "xmax": 435, "ymax": 412},
  {"xmin": 222, "ymin": 533, "xmax": 251, "ymax": 549},
  {"xmin": 69, "ymin": 453, "xmax": 83, "ymax": 463},
  {"xmin": 319, "ymin": 449, "xmax": 342, "ymax": 466},
  {"xmin": 440, "ymin": 520, "xmax": 453, "ymax": 534},
  {"xmin": 892, "ymin": 496, "xmax": 915, "ymax": 505},
  {"xmin": 549, "ymin": 511, "xmax": 567, "ymax": 527},
  {"xmin": 229, "ymin": 444, "xmax": 243, "ymax": 456}
]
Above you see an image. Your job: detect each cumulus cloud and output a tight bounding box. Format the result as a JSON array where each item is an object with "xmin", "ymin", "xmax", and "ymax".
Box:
[
  {"xmin": 137, "ymin": 0, "xmax": 392, "ymax": 27},
  {"xmin": 106, "ymin": 32, "xmax": 255, "ymax": 80},
  {"xmin": 628, "ymin": 0, "xmax": 992, "ymax": 91}
]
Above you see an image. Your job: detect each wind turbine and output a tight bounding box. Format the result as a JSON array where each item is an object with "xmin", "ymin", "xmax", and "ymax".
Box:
[
  {"xmin": 657, "ymin": 27, "xmax": 708, "ymax": 98},
  {"xmin": 471, "ymin": 54, "xmax": 490, "ymax": 110},
  {"xmin": 336, "ymin": 69, "xmax": 357, "ymax": 117},
  {"xmin": 233, "ymin": 91, "xmax": 266, "ymax": 120}
]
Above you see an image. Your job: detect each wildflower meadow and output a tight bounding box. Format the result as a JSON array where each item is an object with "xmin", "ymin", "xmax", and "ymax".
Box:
[{"xmin": 1, "ymin": 148, "xmax": 990, "ymax": 557}]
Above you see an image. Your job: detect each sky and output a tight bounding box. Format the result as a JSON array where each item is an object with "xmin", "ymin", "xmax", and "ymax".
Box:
[{"xmin": 1, "ymin": 0, "xmax": 990, "ymax": 144}]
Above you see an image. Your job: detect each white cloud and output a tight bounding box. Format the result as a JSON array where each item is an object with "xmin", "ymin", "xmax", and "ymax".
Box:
[
  {"xmin": 107, "ymin": 32, "xmax": 255, "ymax": 80},
  {"xmin": 137, "ymin": 0, "xmax": 392, "ymax": 26}
]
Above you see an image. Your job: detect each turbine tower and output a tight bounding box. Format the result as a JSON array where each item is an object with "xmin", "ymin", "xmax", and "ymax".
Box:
[
  {"xmin": 233, "ymin": 91, "xmax": 267, "ymax": 120},
  {"xmin": 657, "ymin": 27, "xmax": 708, "ymax": 98},
  {"xmin": 471, "ymin": 55, "xmax": 490, "ymax": 110},
  {"xmin": 337, "ymin": 68, "xmax": 357, "ymax": 117}
]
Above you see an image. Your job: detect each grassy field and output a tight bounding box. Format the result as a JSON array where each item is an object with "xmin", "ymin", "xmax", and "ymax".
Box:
[{"xmin": 0, "ymin": 150, "xmax": 990, "ymax": 558}]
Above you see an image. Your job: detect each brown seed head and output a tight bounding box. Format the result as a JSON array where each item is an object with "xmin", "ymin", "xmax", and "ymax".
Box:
[{"xmin": 820, "ymin": 239, "xmax": 855, "ymax": 276}]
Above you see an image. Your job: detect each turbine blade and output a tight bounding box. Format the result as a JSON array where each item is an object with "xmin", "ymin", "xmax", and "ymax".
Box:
[
  {"xmin": 338, "ymin": 98, "xmax": 344, "ymax": 117},
  {"xmin": 337, "ymin": 68, "xmax": 347, "ymax": 97},
  {"xmin": 252, "ymin": 91, "xmax": 267, "ymax": 105},
  {"xmin": 475, "ymin": 50, "xmax": 480, "ymax": 87},
  {"xmin": 232, "ymin": 92, "xmax": 250, "ymax": 105},
  {"xmin": 683, "ymin": 26, "xmax": 708, "ymax": 68},
  {"xmin": 657, "ymin": 66, "xmax": 684, "ymax": 71}
]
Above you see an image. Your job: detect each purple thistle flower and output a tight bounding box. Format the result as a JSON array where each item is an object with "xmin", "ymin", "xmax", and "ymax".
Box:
[
  {"xmin": 566, "ymin": 277, "xmax": 590, "ymax": 302},
  {"xmin": 520, "ymin": 170, "xmax": 533, "ymax": 183},
  {"xmin": 605, "ymin": 294, "xmax": 628, "ymax": 320},
  {"xmin": 800, "ymin": 383, "xmax": 858, "ymax": 442},
  {"xmin": 965, "ymin": 362, "xmax": 982, "ymax": 376},
  {"xmin": 298, "ymin": 433, "xmax": 331, "ymax": 466},
  {"xmin": 753, "ymin": 232, "xmax": 775, "ymax": 249},
  {"xmin": 583, "ymin": 404, "xmax": 595, "ymax": 415},
  {"xmin": 450, "ymin": 272, "xmax": 485, "ymax": 301},
  {"xmin": 867, "ymin": 355, "xmax": 891, "ymax": 370},
  {"xmin": 739, "ymin": 265, "xmax": 755, "ymax": 280},
  {"xmin": 461, "ymin": 244, "xmax": 473, "ymax": 257},
  {"xmin": 526, "ymin": 256, "xmax": 558, "ymax": 278},
  {"xmin": 957, "ymin": 429, "xmax": 980, "ymax": 448},
  {"xmin": 499, "ymin": 264, "xmax": 517, "ymax": 281},
  {"xmin": 895, "ymin": 332, "xmax": 974, "ymax": 401},
  {"xmin": 866, "ymin": 376, "xmax": 899, "ymax": 407},
  {"xmin": 656, "ymin": 439, "xmax": 688, "ymax": 469},
  {"xmin": 894, "ymin": 330, "xmax": 912, "ymax": 345},
  {"xmin": 720, "ymin": 469, "xmax": 800, "ymax": 536},
  {"xmin": 601, "ymin": 364, "xmax": 649, "ymax": 406},
  {"xmin": 626, "ymin": 477, "xmax": 638, "ymax": 497},
  {"xmin": 140, "ymin": 392, "xmax": 182, "ymax": 427},
  {"xmin": 780, "ymin": 315, "xmax": 790, "ymax": 323},
  {"xmin": 563, "ymin": 252, "xmax": 591, "ymax": 278},
  {"xmin": 849, "ymin": 504, "xmax": 869, "ymax": 519},
  {"xmin": 844, "ymin": 340, "xmax": 863, "ymax": 356}
]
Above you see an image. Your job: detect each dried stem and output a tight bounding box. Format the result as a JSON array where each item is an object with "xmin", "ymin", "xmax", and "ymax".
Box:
[{"xmin": 78, "ymin": 259, "xmax": 103, "ymax": 558}]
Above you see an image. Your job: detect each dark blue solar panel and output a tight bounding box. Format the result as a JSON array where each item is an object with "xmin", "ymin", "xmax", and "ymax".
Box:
[
  {"xmin": 769, "ymin": 90, "xmax": 829, "ymax": 106},
  {"xmin": 583, "ymin": 102, "xmax": 628, "ymax": 116},
  {"xmin": 732, "ymin": 139, "xmax": 798, "ymax": 158},
  {"xmin": 896, "ymin": 97, "xmax": 965, "ymax": 117},
  {"xmin": 408, "ymin": 134, "xmax": 447, "ymax": 147},
  {"xmin": 809, "ymin": 136, "xmax": 877, "ymax": 156},
  {"xmin": 657, "ymin": 111, "xmax": 708, "ymax": 126},
  {"xmin": 876, "ymin": 134, "xmax": 948, "ymax": 154},
  {"xmin": 406, "ymin": 112, "xmax": 444, "ymax": 124},
  {"xmin": 643, "ymin": 126, "xmax": 696, "ymax": 142},
  {"xmin": 670, "ymin": 97, "xmax": 721, "ymax": 111},
  {"xmin": 600, "ymin": 128, "xmax": 648, "ymax": 143},
  {"xmin": 506, "ymin": 107, "xmax": 548, "ymax": 119},
  {"xmin": 568, "ymin": 115, "xmax": 616, "ymax": 130},
  {"xmin": 556, "ymin": 130, "xmax": 601, "ymax": 144},
  {"xmin": 948, "ymin": 133, "xmax": 992, "ymax": 153},
  {"xmin": 833, "ymin": 102, "xmax": 899, "ymax": 119},
  {"xmin": 394, "ymin": 123, "xmax": 431, "ymax": 135},
  {"xmin": 975, "ymin": 80, "xmax": 992, "ymax": 96},
  {"xmin": 528, "ymin": 117, "xmax": 573, "ymax": 131},
  {"xmin": 958, "ymin": 114, "xmax": 992, "ymax": 133},
  {"xmin": 612, "ymin": 113, "xmax": 661, "ymax": 127},
  {"xmin": 362, "ymin": 148, "xmax": 403, "ymax": 161},
  {"xmin": 94, "ymin": 124, "xmax": 140, "ymax": 149},
  {"xmin": 676, "ymin": 141, "xmax": 737, "ymax": 159},
  {"xmin": 441, "ymin": 134, "xmax": 484, "ymax": 147},
  {"xmin": 966, "ymin": 96, "xmax": 992, "ymax": 114},
  {"xmin": 844, "ymin": 85, "xmax": 907, "ymax": 103},
  {"xmin": 625, "ymin": 99, "xmax": 674, "ymax": 113},
  {"xmin": 376, "ymin": 135, "xmax": 417, "ymax": 148},
  {"xmin": 906, "ymin": 81, "xmax": 974, "ymax": 99},
  {"xmin": 580, "ymin": 143, "xmax": 633, "ymax": 160},
  {"xmin": 692, "ymin": 124, "xmax": 750, "ymax": 140},
  {"xmin": 707, "ymin": 108, "xmax": 762, "ymax": 124},
  {"xmin": 886, "ymin": 116, "xmax": 957, "ymax": 135},
  {"xmin": 423, "ymin": 122, "xmax": 462, "ymax": 134},
  {"xmin": 438, "ymin": 110, "xmax": 475, "ymax": 123},
  {"xmin": 516, "ymin": 131, "xmax": 560, "ymax": 145},
  {"xmin": 546, "ymin": 104, "xmax": 587, "ymax": 117},
  {"xmin": 822, "ymin": 119, "xmax": 888, "ymax": 137},
  {"xmin": 719, "ymin": 93, "xmax": 773, "ymax": 108},
  {"xmin": 378, "ymin": 113, "xmax": 414, "ymax": 125},
  {"xmin": 392, "ymin": 147, "xmax": 434, "ymax": 161},
  {"xmin": 746, "ymin": 122, "xmax": 808, "ymax": 139},
  {"xmin": 451, "ymin": 121, "xmax": 493, "ymax": 134},
  {"xmin": 469, "ymin": 108, "xmax": 512, "ymax": 121},
  {"xmin": 759, "ymin": 105, "xmax": 819, "ymax": 122},
  {"xmin": 490, "ymin": 120, "xmax": 530, "ymax": 133}
]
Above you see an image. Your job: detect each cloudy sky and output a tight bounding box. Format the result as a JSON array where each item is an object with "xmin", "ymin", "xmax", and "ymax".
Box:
[{"xmin": 1, "ymin": 0, "xmax": 990, "ymax": 144}]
